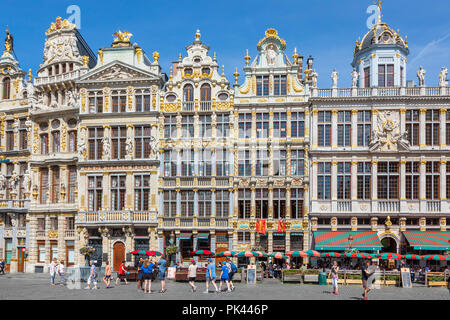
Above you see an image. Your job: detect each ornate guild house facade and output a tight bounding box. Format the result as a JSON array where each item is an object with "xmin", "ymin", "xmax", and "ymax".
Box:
[{"xmin": 0, "ymin": 6, "xmax": 448, "ymax": 272}]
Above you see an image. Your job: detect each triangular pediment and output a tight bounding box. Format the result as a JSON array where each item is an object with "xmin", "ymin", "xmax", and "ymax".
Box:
[{"xmin": 78, "ymin": 61, "xmax": 158, "ymax": 82}]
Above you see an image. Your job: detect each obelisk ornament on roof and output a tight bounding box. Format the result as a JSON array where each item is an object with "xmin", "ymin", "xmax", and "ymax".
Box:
[{"xmin": 112, "ymin": 29, "xmax": 133, "ymax": 47}]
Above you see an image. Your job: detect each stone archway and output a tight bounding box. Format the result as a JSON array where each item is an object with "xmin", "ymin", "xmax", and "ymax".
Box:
[{"xmin": 380, "ymin": 235, "xmax": 399, "ymax": 253}]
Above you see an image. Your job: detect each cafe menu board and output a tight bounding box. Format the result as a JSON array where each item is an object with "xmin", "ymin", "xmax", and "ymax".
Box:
[
  {"xmin": 247, "ymin": 265, "xmax": 256, "ymax": 284},
  {"xmin": 401, "ymin": 268, "xmax": 412, "ymax": 288},
  {"xmin": 167, "ymin": 267, "xmax": 176, "ymax": 279}
]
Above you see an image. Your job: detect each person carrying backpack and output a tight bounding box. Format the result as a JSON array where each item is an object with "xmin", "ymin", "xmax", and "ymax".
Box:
[{"xmin": 227, "ymin": 258, "xmax": 237, "ymax": 291}]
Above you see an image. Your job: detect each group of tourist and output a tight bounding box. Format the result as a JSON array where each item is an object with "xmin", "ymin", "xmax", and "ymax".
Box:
[
  {"xmin": 187, "ymin": 258, "xmax": 237, "ymax": 293},
  {"xmin": 49, "ymin": 258, "xmax": 66, "ymax": 286}
]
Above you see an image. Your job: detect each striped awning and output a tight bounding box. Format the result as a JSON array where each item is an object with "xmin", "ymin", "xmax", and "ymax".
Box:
[
  {"xmin": 403, "ymin": 231, "xmax": 450, "ymax": 251},
  {"xmin": 178, "ymin": 232, "xmax": 192, "ymax": 240},
  {"xmin": 195, "ymin": 232, "xmax": 210, "ymax": 239},
  {"xmin": 313, "ymin": 231, "xmax": 382, "ymax": 251}
]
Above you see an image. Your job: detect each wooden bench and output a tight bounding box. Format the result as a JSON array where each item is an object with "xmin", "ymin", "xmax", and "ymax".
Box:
[{"xmin": 304, "ymin": 274, "xmax": 319, "ymax": 283}]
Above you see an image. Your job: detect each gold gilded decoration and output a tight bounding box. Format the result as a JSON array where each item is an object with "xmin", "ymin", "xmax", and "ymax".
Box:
[
  {"xmin": 136, "ymin": 47, "xmax": 142, "ymax": 63},
  {"xmin": 195, "ymin": 29, "xmax": 201, "ymax": 41},
  {"xmin": 153, "ymin": 51, "xmax": 160, "ymax": 63},
  {"xmin": 112, "ymin": 30, "xmax": 133, "ymax": 47},
  {"xmin": 98, "ymin": 49, "xmax": 104, "ymax": 65},
  {"xmin": 4, "ymin": 28, "xmax": 13, "ymax": 53},
  {"xmin": 127, "ymin": 86, "xmax": 134, "ymax": 110},
  {"xmin": 45, "ymin": 17, "xmax": 76, "ymax": 35},
  {"xmin": 82, "ymin": 56, "xmax": 89, "ymax": 67},
  {"xmin": 257, "ymin": 28, "xmax": 286, "ymax": 50},
  {"xmin": 244, "ymin": 49, "xmax": 251, "ymax": 66}
]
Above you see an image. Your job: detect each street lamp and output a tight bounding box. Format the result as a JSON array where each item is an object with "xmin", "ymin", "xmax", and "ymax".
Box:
[{"xmin": 348, "ymin": 233, "xmax": 354, "ymax": 251}]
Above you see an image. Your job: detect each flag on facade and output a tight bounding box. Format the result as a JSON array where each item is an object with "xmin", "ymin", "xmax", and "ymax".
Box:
[
  {"xmin": 256, "ymin": 219, "xmax": 266, "ymax": 234},
  {"xmin": 277, "ymin": 219, "xmax": 286, "ymax": 233}
]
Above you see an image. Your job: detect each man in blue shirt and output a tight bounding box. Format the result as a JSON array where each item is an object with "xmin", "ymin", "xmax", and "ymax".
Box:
[
  {"xmin": 204, "ymin": 258, "xmax": 219, "ymax": 293},
  {"xmin": 219, "ymin": 261, "xmax": 231, "ymax": 293},
  {"xmin": 158, "ymin": 255, "xmax": 167, "ymax": 293}
]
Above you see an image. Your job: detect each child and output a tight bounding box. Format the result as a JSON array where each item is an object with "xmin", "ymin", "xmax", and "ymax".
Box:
[
  {"xmin": 219, "ymin": 261, "xmax": 231, "ymax": 293},
  {"xmin": 188, "ymin": 260, "xmax": 198, "ymax": 292}
]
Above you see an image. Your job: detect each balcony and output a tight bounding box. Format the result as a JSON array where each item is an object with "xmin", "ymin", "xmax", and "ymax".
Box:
[
  {"xmin": 34, "ymin": 69, "xmax": 84, "ymax": 87},
  {"xmin": 160, "ymin": 217, "xmax": 230, "ymax": 229},
  {"xmin": 378, "ymin": 201, "xmax": 400, "ymax": 213},
  {"xmin": 65, "ymin": 230, "xmax": 76, "ymax": 238},
  {"xmin": 426, "ymin": 201, "xmax": 441, "ymax": 212},
  {"xmin": 337, "ymin": 201, "xmax": 352, "ymax": 212},
  {"xmin": 200, "ymin": 101, "xmax": 212, "ymax": 111},
  {"xmin": 183, "ymin": 101, "xmax": 195, "ymax": 111},
  {"xmin": 313, "ymin": 87, "xmax": 448, "ymax": 98},
  {"xmin": 0, "ymin": 199, "xmax": 29, "ymax": 211},
  {"xmin": 77, "ymin": 210, "xmax": 157, "ymax": 225}
]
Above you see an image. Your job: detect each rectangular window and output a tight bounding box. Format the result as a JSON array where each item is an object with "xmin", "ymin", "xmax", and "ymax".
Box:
[
  {"xmin": 111, "ymin": 175, "xmax": 126, "ymax": 210},
  {"xmin": 406, "ymin": 110, "xmax": 420, "ymax": 146},
  {"xmin": 273, "ymin": 150, "xmax": 286, "ymax": 176},
  {"xmin": 38, "ymin": 241, "xmax": 45, "ymax": 263},
  {"xmin": 273, "ymin": 112, "xmax": 287, "ymax": 138},
  {"xmin": 273, "ymin": 189, "xmax": 286, "ymax": 219},
  {"xmin": 256, "ymin": 113, "xmax": 269, "ymax": 138},
  {"xmin": 199, "ymin": 115, "xmax": 212, "ymax": 138},
  {"xmin": 238, "ymin": 150, "xmax": 251, "ymax": 176},
  {"xmin": 180, "ymin": 191, "xmax": 194, "ymax": 217},
  {"xmin": 198, "ymin": 191, "xmax": 212, "ymax": 217},
  {"xmin": 216, "ymin": 114, "xmax": 230, "ymax": 138},
  {"xmin": 357, "ymin": 162, "xmax": 371, "ymax": 200},
  {"xmin": 40, "ymin": 133, "xmax": 49, "ymax": 155},
  {"xmin": 52, "ymin": 131, "xmax": 60, "ymax": 153},
  {"xmin": 290, "ymin": 188, "xmax": 304, "ymax": 219},
  {"xmin": 215, "ymin": 149, "xmax": 229, "ymax": 176},
  {"xmin": 337, "ymin": 162, "xmax": 351, "ymax": 199},
  {"xmin": 318, "ymin": 162, "xmax": 331, "ymax": 200},
  {"xmin": 239, "ymin": 113, "xmax": 252, "ymax": 139},
  {"xmin": 357, "ymin": 111, "xmax": 371, "ymax": 147},
  {"xmin": 426, "ymin": 161, "xmax": 440, "ymax": 200},
  {"xmin": 425, "ymin": 110, "xmax": 440, "ymax": 146},
  {"xmin": 337, "ymin": 111, "xmax": 351, "ymax": 147},
  {"xmin": 163, "ymin": 190, "xmax": 177, "ymax": 217},
  {"xmin": 291, "ymin": 112, "xmax": 305, "ymax": 138},
  {"xmin": 291, "ymin": 150, "xmax": 304, "ymax": 176},
  {"xmin": 111, "ymin": 126, "xmax": 127, "ymax": 159},
  {"xmin": 164, "ymin": 116, "xmax": 177, "ymax": 139},
  {"xmin": 256, "ymin": 76, "xmax": 270, "ymax": 96},
  {"xmin": 6, "ymin": 120, "xmax": 14, "ymax": 151},
  {"xmin": 318, "ymin": 111, "xmax": 331, "ymax": 147},
  {"xmin": 134, "ymin": 175, "xmax": 150, "ymax": 211},
  {"xmin": 378, "ymin": 64, "xmax": 394, "ymax": 87},
  {"xmin": 447, "ymin": 162, "xmax": 450, "ymax": 200},
  {"xmin": 51, "ymin": 167, "xmax": 60, "ymax": 203},
  {"xmin": 238, "ymin": 189, "xmax": 251, "ymax": 219},
  {"xmin": 199, "ymin": 149, "xmax": 212, "ymax": 176},
  {"xmin": 181, "ymin": 149, "xmax": 194, "ymax": 176},
  {"xmin": 19, "ymin": 119, "xmax": 27, "ymax": 150},
  {"xmin": 68, "ymin": 166, "xmax": 77, "ymax": 203},
  {"xmin": 215, "ymin": 191, "xmax": 229, "ymax": 217},
  {"xmin": 377, "ymin": 162, "xmax": 399, "ymax": 200},
  {"xmin": 181, "ymin": 115, "xmax": 194, "ymax": 139},
  {"xmin": 273, "ymin": 75, "xmax": 287, "ymax": 96},
  {"xmin": 88, "ymin": 127, "xmax": 103, "ymax": 160},
  {"xmin": 134, "ymin": 125, "xmax": 151, "ymax": 159},
  {"xmin": 40, "ymin": 168, "xmax": 49, "ymax": 204},
  {"xmin": 164, "ymin": 150, "xmax": 177, "ymax": 176},
  {"xmin": 405, "ymin": 162, "xmax": 419, "ymax": 200},
  {"xmin": 256, "ymin": 150, "xmax": 269, "ymax": 176},
  {"xmin": 68, "ymin": 131, "xmax": 77, "ymax": 153},
  {"xmin": 88, "ymin": 176, "xmax": 102, "ymax": 211},
  {"xmin": 112, "ymin": 94, "xmax": 127, "ymax": 113},
  {"xmin": 446, "ymin": 110, "xmax": 450, "ymax": 145},
  {"xmin": 364, "ymin": 67, "xmax": 371, "ymax": 88}
]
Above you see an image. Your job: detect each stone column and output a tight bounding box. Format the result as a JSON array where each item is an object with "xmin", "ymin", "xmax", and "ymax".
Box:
[
  {"xmin": 268, "ymin": 187, "xmax": 274, "ymax": 219},
  {"xmin": 250, "ymin": 186, "xmax": 256, "ymax": 219},
  {"xmin": 267, "ymin": 231, "xmax": 273, "ymax": 253},
  {"xmin": 126, "ymin": 171, "xmax": 134, "ymax": 210},
  {"xmin": 28, "ymin": 216, "xmax": 38, "ymax": 269},
  {"xmin": 351, "ymin": 109, "xmax": 358, "ymax": 148},
  {"xmin": 440, "ymin": 160, "xmax": 447, "ymax": 200},
  {"xmin": 57, "ymin": 215, "xmax": 65, "ymax": 262},
  {"xmin": 419, "ymin": 159, "xmax": 427, "ymax": 203},
  {"xmin": 331, "ymin": 110, "xmax": 338, "ymax": 148},
  {"xmin": 419, "ymin": 108, "xmax": 427, "ymax": 147},
  {"xmin": 311, "ymin": 160, "xmax": 318, "ymax": 201},
  {"xmin": 45, "ymin": 216, "xmax": 51, "ymax": 264},
  {"xmin": 351, "ymin": 160, "xmax": 358, "ymax": 201},
  {"xmin": 285, "ymin": 187, "xmax": 291, "ymax": 219},
  {"xmin": 311, "ymin": 110, "xmax": 318, "ymax": 147},
  {"xmin": 440, "ymin": 109, "xmax": 447, "ymax": 147},
  {"xmin": 103, "ymin": 172, "xmax": 110, "ymax": 210},
  {"xmin": 331, "ymin": 160, "xmax": 338, "ymax": 213},
  {"xmin": 400, "ymin": 159, "xmax": 407, "ymax": 212},
  {"xmin": 371, "ymin": 160, "xmax": 378, "ymax": 212}
]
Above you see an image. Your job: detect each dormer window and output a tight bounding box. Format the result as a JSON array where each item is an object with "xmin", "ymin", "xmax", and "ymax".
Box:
[
  {"xmin": 218, "ymin": 93, "xmax": 228, "ymax": 101},
  {"xmin": 166, "ymin": 94, "xmax": 176, "ymax": 102},
  {"xmin": 194, "ymin": 57, "xmax": 201, "ymax": 63},
  {"xmin": 2, "ymin": 77, "xmax": 10, "ymax": 100},
  {"xmin": 201, "ymin": 67, "xmax": 210, "ymax": 75},
  {"xmin": 184, "ymin": 68, "xmax": 193, "ymax": 76},
  {"xmin": 256, "ymin": 76, "xmax": 269, "ymax": 96},
  {"xmin": 273, "ymin": 75, "xmax": 287, "ymax": 96},
  {"xmin": 378, "ymin": 64, "xmax": 394, "ymax": 87}
]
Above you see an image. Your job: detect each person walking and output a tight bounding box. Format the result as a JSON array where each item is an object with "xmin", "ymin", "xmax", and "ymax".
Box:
[
  {"xmin": 0, "ymin": 259, "xmax": 5, "ymax": 275},
  {"xmin": 188, "ymin": 260, "xmax": 198, "ymax": 292},
  {"xmin": 328, "ymin": 261, "xmax": 339, "ymax": 295},
  {"xmin": 103, "ymin": 261, "xmax": 112, "ymax": 288},
  {"xmin": 158, "ymin": 255, "xmax": 167, "ymax": 293},
  {"xmin": 85, "ymin": 261, "xmax": 98, "ymax": 290},
  {"xmin": 361, "ymin": 260, "xmax": 372, "ymax": 300},
  {"xmin": 141, "ymin": 258, "xmax": 154, "ymax": 294},
  {"xmin": 219, "ymin": 261, "xmax": 231, "ymax": 293},
  {"xmin": 204, "ymin": 258, "xmax": 219, "ymax": 293},
  {"xmin": 58, "ymin": 260, "xmax": 66, "ymax": 286},
  {"xmin": 137, "ymin": 257, "xmax": 144, "ymax": 291},
  {"xmin": 115, "ymin": 261, "xmax": 128, "ymax": 286},
  {"xmin": 49, "ymin": 258, "xmax": 58, "ymax": 286},
  {"xmin": 227, "ymin": 259, "xmax": 238, "ymax": 291}
]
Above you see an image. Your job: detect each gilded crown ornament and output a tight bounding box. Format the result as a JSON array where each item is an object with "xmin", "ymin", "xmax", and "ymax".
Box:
[
  {"xmin": 153, "ymin": 51, "xmax": 160, "ymax": 63},
  {"xmin": 195, "ymin": 29, "xmax": 201, "ymax": 41},
  {"xmin": 45, "ymin": 17, "xmax": 76, "ymax": 35},
  {"xmin": 4, "ymin": 28, "xmax": 13, "ymax": 53},
  {"xmin": 112, "ymin": 29, "xmax": 133, "ymax": 47}
]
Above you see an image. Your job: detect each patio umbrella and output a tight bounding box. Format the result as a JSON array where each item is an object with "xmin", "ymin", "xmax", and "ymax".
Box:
[
  {"xmin": 270, "ymin": 252, "xmax": 289, "ymax": 259},
  {"xmin": 286, "ymin": 250, "xmax": 308, "ymax": 258},
  {"xmin": 305, "ymin": 250, "xmax": 321, "ymax": 257},
  {"xmin": 376, "ymin": 253, "xmax": 403, "ymax": 260},
  {"xmin": 423, "ymin": 254, "xmax": 450, "ymax": 261},
  {"xmin": 320, "ymin": 252, "xmax": 341, "ymax": 258},
  {"xmin": 191, "ymin": 250, "xmax": 215, "ymax": 256},
  {"xmin": 215, "ymin": 251, "xmax": 237, "ymax": 257},
  {"xmin": 130, "ymin": 250, "xmax": 150, "ymax": 255},
  {"xmin": 342, "ymin": 252, "xmax": 370, "ymax": 259},
  {"xmin": 235, "ymin": 251, "xmax": 259, "ymax": 257},
  {"xmin": 404, "ymin": 254, "xmax": 423, "ymax": 260},
  {"xmin": 254, "ymin": 251, "xmax": 269, "ymax": 257},
  {"xmin": 148, "ymin": 250, "xmax": 163, "ymax": 257}
]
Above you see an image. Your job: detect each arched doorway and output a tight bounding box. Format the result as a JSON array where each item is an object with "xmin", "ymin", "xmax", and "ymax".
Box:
[
  {"xmin": 381, "ymin": 237, "xmax": 398, "ymax": 253},
  {"xmin": 113, "ymin": 241, "xmax": 125, "ymax": 272}
]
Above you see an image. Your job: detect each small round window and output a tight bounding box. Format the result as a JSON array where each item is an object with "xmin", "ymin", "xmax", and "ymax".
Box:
[
  {"xmin": 67, "ymin": 119, "xmax": 77, "ymax": 129},
  {"xmin": 218, "ymin": 93, "xmax": 228, "ymax": 101},
  {"xmin": 166, "ymin": 94, "xmax": 176, "ymax": 102},
  {"xmin": 39, "ymin": 122, "xmax": 49, "ymax": 131},
  {"xmin": 51, "ymin": 119, "xmax": 60, "ymax": 129},
  {"xmin": 194, "ymin": 57, "xmax": 201, "ymax": 63}
]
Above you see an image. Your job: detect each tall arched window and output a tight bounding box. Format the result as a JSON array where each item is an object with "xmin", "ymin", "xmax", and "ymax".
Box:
[
  {"xmin": 2, "ymin": 78, "xmax": 11, "ymax": 100},
  {"xmin": 183, "ymin": 84, "xmax": 194, "ymax": 102},
  {"xmin": 200, "ymin": 84, "xmax": 211, "ymax": 102}
]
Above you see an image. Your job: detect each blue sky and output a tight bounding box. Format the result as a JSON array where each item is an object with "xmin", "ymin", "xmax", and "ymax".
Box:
[{"xmin": 3, "ymin": 0, "xmax": 450, "ymax": 88}]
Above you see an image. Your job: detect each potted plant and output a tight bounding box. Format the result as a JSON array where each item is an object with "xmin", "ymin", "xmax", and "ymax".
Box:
[
  {"xmin": 79, "ymin": 246, "xmax": 95, "ymax": 266},
  {"xmin": 166, "ymin": 245, "xmax": 178, "ymax": 267}
]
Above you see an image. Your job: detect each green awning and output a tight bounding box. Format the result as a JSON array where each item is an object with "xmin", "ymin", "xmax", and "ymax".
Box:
[
  {"xmin": 178, "ymin": 232, "xmax": 192, "ymax": 240},
  {"xmin": 291, "ymin": 232, "xmax": 303, "ymax": 236},
  {"xmin": 195, "ymin": 232, "xmax": 210, "ymax": 240},
  {"xmin": 403, "ymin": 231, "xmax": 450, "ymax": 251},
  {"xmin": 313, "ymin": 230, "xmax": 382, "ymax": 251}
]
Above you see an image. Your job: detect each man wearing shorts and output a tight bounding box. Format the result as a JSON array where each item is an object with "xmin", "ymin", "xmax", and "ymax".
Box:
[
  {"xmin": 103, "ymin": 261, "xmax": 112, "ymax": 288},
  {"xmin": 204, "ymin": 258, "xmax": 219, "ymax": 293},
  {"xmin": 361, "ymin": 260, "xmax": 372, "ymax": 300},
  {"xmin": 219, "ymin": 261, "xmax": 231, "ymax": 293},
  {"xmin": 115, "ymin": 261, "xmax": 128, "ymax": 285},
  {"xmin": 158, "ymin": 255, "xmax": 167, "ymax": 293}
]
